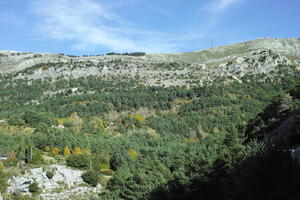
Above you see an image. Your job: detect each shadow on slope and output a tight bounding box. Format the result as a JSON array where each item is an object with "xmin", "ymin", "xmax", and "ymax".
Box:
[
  {"xmin": 150, "ymin": 102, "xmax": 300, "ymax": 200},
  {"xmin": 150, "ymin": 148, "xmax": 300, "ymax": 200}
]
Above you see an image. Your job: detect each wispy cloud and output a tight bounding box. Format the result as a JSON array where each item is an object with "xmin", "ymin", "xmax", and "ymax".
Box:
[
  {"xmin": 0, "ymin": 11, "xmax": 25, "ymax": 26},
  {"xmin": 28, "ymin": 0, "xmax": 246, "ymax": 53},
  {"xmin": 205, "ymin": 0, "xmax": 243, "ymax": 13},
  {"xmin": 29, "ymin": 0, "xmax": 181, "ymax": 53},
  {"xmin": 190, "ymin": 0, "xmax": 246, "ymax": 48}
]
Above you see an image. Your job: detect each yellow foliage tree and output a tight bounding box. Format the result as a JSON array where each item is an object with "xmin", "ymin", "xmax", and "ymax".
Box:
[
  {"xmin": 63, "ymin": 147, "xmax": 71, "ymax": 156},
  {"xmin": 213, "ymin": 127, "xmax": 220, "ymax": 134},
  {"xmin": 55, "ymin": 118, "xmax": 64, "ymax": 125},
  {"xmin": 139, "ymin": 83, "xmax": 147, "ymax": 89},
  {"xmin": 128, "ymin": 148, "xmax": 138, "ymax": 160},
  {"xmin": 133, "ymin": 114, "xmax": 145, "ymax": 123},
  {"xmin": 51, "ymin": 147, "xmax": 61, "ymax": 155},
  {"xmin": 44, "ymin": 146, "xmax": 51, "ymax": 152},
  {"xmin": 73, "ymin": 146, "xmax": 83, "ymax": 155}
]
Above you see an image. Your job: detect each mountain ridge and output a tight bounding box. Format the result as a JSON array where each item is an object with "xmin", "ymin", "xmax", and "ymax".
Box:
[{"xmin": 1, "ymin": 38, "xmax": 300, "ymax": 87}]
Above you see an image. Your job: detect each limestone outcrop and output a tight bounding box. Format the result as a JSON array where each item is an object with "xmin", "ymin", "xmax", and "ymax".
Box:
[
  {"xmin": 1, "ymin": 38, "xmax": 299, "ymax": 87},
  {"xmin": 7, "ymin": 165, "xmax": 101, "ymax": 200}
]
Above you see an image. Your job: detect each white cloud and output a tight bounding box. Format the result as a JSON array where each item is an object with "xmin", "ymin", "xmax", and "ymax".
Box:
[
  {"xmin": 29, "ymin": 0, "xmax": 181, "ymax": 53},
  {"xmin": 205, "ymin": 0, "xmax": 242, "ymax": 13}
]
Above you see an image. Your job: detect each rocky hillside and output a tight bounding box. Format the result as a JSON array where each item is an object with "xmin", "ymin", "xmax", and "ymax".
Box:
[
  {"xmin": 1, "ymin": 38, "xmax": 300, "ymax": 87},
  {"xmin": 7, "ymin": 165, "xmax": 102, "ymax": 200},
  {"xmin": 0, "ymin": 38, "xmax": 300, "ymax": 200}
]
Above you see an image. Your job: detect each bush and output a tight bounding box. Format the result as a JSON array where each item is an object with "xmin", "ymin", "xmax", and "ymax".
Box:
[
  {"xmin": 24, "ymin": 110, "xmax": 53, "ymax": 128},
  {"xmin": 82, "ymin": 171, "xmax": 99, "ymax": 187},
  {"xmin": 100, "ymin": 169, "xmax": 114, "ymax": 176},
  {"xmin": 66, "ymin": 154, "xmax": 90, "ymax": 169},
  {"xmin": 8, "ymin": 193, "xmax": 36, "ymax": 200},
  {"xmin": 0, "ymin": 170, "xmax": 9, "ymax": 193},
  {"xmin": 30, "ymin": 149, "xmax": 44, "ymax": 166},
  {"xmin": 63, "ymin": 121, "xmax": 73, "ymax": 128},
  {"xmin": 7, "ymin": 114, "xmax": 25, "ymax": 126},
  {"xmin": 28, "ymin": 182, "xmax": 39, "ymax": 193},
  {"xmin": 3, "ymin": 159, "xmax": 18, "ymax": 167},
  {"xmin": 128, "ymin": 148, "xmax": 138, "ymax": 159},
  {"xmin": 0, "ymin": 162, "xmax": 4, "ymax": 170},
  {"xmin": 51, "ymin": 147, "xmax": 61, "ymax": 155},
  {"xmin": 93, "ymin": 153, "xmax": 110, "ymax": 171},
  {"xmin": 46, "ymin": 171, "xmax": 54, "ymax": 179},
  {"xmin": 44, "ymin": 146, "xmax": 50, "ymax": 152}
]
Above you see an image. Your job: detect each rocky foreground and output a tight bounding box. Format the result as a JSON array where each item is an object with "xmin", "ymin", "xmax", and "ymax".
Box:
[{"xmin": 6, "ymin": 165, "xmax": 101, "ymax": 200}]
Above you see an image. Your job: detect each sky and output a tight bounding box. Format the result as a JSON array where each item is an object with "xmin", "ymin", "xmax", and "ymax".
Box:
[{"xmin": 0, "ymin": 0, "xmax": 299, "ymax": 55}]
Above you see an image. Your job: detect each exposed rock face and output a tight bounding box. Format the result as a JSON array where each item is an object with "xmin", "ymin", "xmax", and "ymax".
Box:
[
  {"xmin": 7, "ymin": 165, "xmax": 101, "ymax": 200},
  {"xmin": 8, "ymin": 176, "xmax": 32, "ymax": 193},
  {"xmin": 223, "ymin": 49, "xmax": 294, "ymax": 76},
  {"xmin": 1, "ymin": 38, "xmax": 300, "ymax": 87}
]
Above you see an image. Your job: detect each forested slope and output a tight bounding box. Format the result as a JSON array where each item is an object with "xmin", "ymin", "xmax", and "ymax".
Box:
[{"xmin": 0, "ymin": 39, "xmax": 300, "ymax": 199}]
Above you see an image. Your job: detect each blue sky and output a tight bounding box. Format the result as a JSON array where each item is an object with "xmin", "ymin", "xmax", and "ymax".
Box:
[{"xmin": 0, "ymin": 0, "xmax": 299, "ymax": 55}]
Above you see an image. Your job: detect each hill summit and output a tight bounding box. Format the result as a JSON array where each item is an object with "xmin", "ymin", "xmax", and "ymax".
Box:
[{"xmin": 1, "ymin": 38, "xmax": 300, "ymax": 87}]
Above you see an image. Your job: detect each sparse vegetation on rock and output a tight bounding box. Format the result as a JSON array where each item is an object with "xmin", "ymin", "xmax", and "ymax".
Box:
[
  {"xmin": 81, "ymin": 171, "xmax": 99, "ymax": 187},
  {"xmin": 46, "ymin": 171, "xmax": 54, "ymax": 179},
  {"xmin": 28, "ymin": 182, "xmax": 40, "ymax": 193}
]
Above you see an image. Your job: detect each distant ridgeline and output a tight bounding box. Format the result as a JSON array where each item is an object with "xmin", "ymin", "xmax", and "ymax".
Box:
[
  {"xmin": 56, "ymin": 52, "xmax": 146, "ymax": 57},
  {"xmin": 106, "ymin": 52, "xmax": 146, "ymax": 56}
]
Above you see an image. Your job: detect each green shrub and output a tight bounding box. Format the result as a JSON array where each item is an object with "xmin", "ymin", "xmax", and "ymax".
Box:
[
  {"xmin": 63, "ymin": 121, "xmax": 74, "ymax": 128},
  {"xmin": 3, "ymin": 159, "xmax": 18, "ymax": 167},
  {"xmin": 93, "ymin": 153, "xmax": 110, "ymax": 171},
  {"xmin": 100, "ymin": 169, "xmax": 114, "ymax": 176},
  {"xmin": 82, "ymin": 171, "xmax": 99, "ymax": 187},
  {"xmin": 0, "ymin": 169, "xmax": 9, "ymax": 193},
  {"xmin": 24, "ymin": 110, "xmax": 53, "ymax": 128},
  {"xmin": 7, "ymin": 114, "xmax": 25, "ymax": 126},
  {"xmin": 66, "ymin": 154, "xmax": 90, "ymax": 169},
  {"xmin": 30, "ymin": 149, "xmax": 44, "ymax": 166},
  {"xmin": 8, "ymin": 192, "xmax": 36, "ymax": 200},
  {"xmin": 46, "ymin": 171, "xmax": 54, "ymax": 179},
  {"xmin": 28, "ymin": 182, "xmax": 39, "ymax": 193}
]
